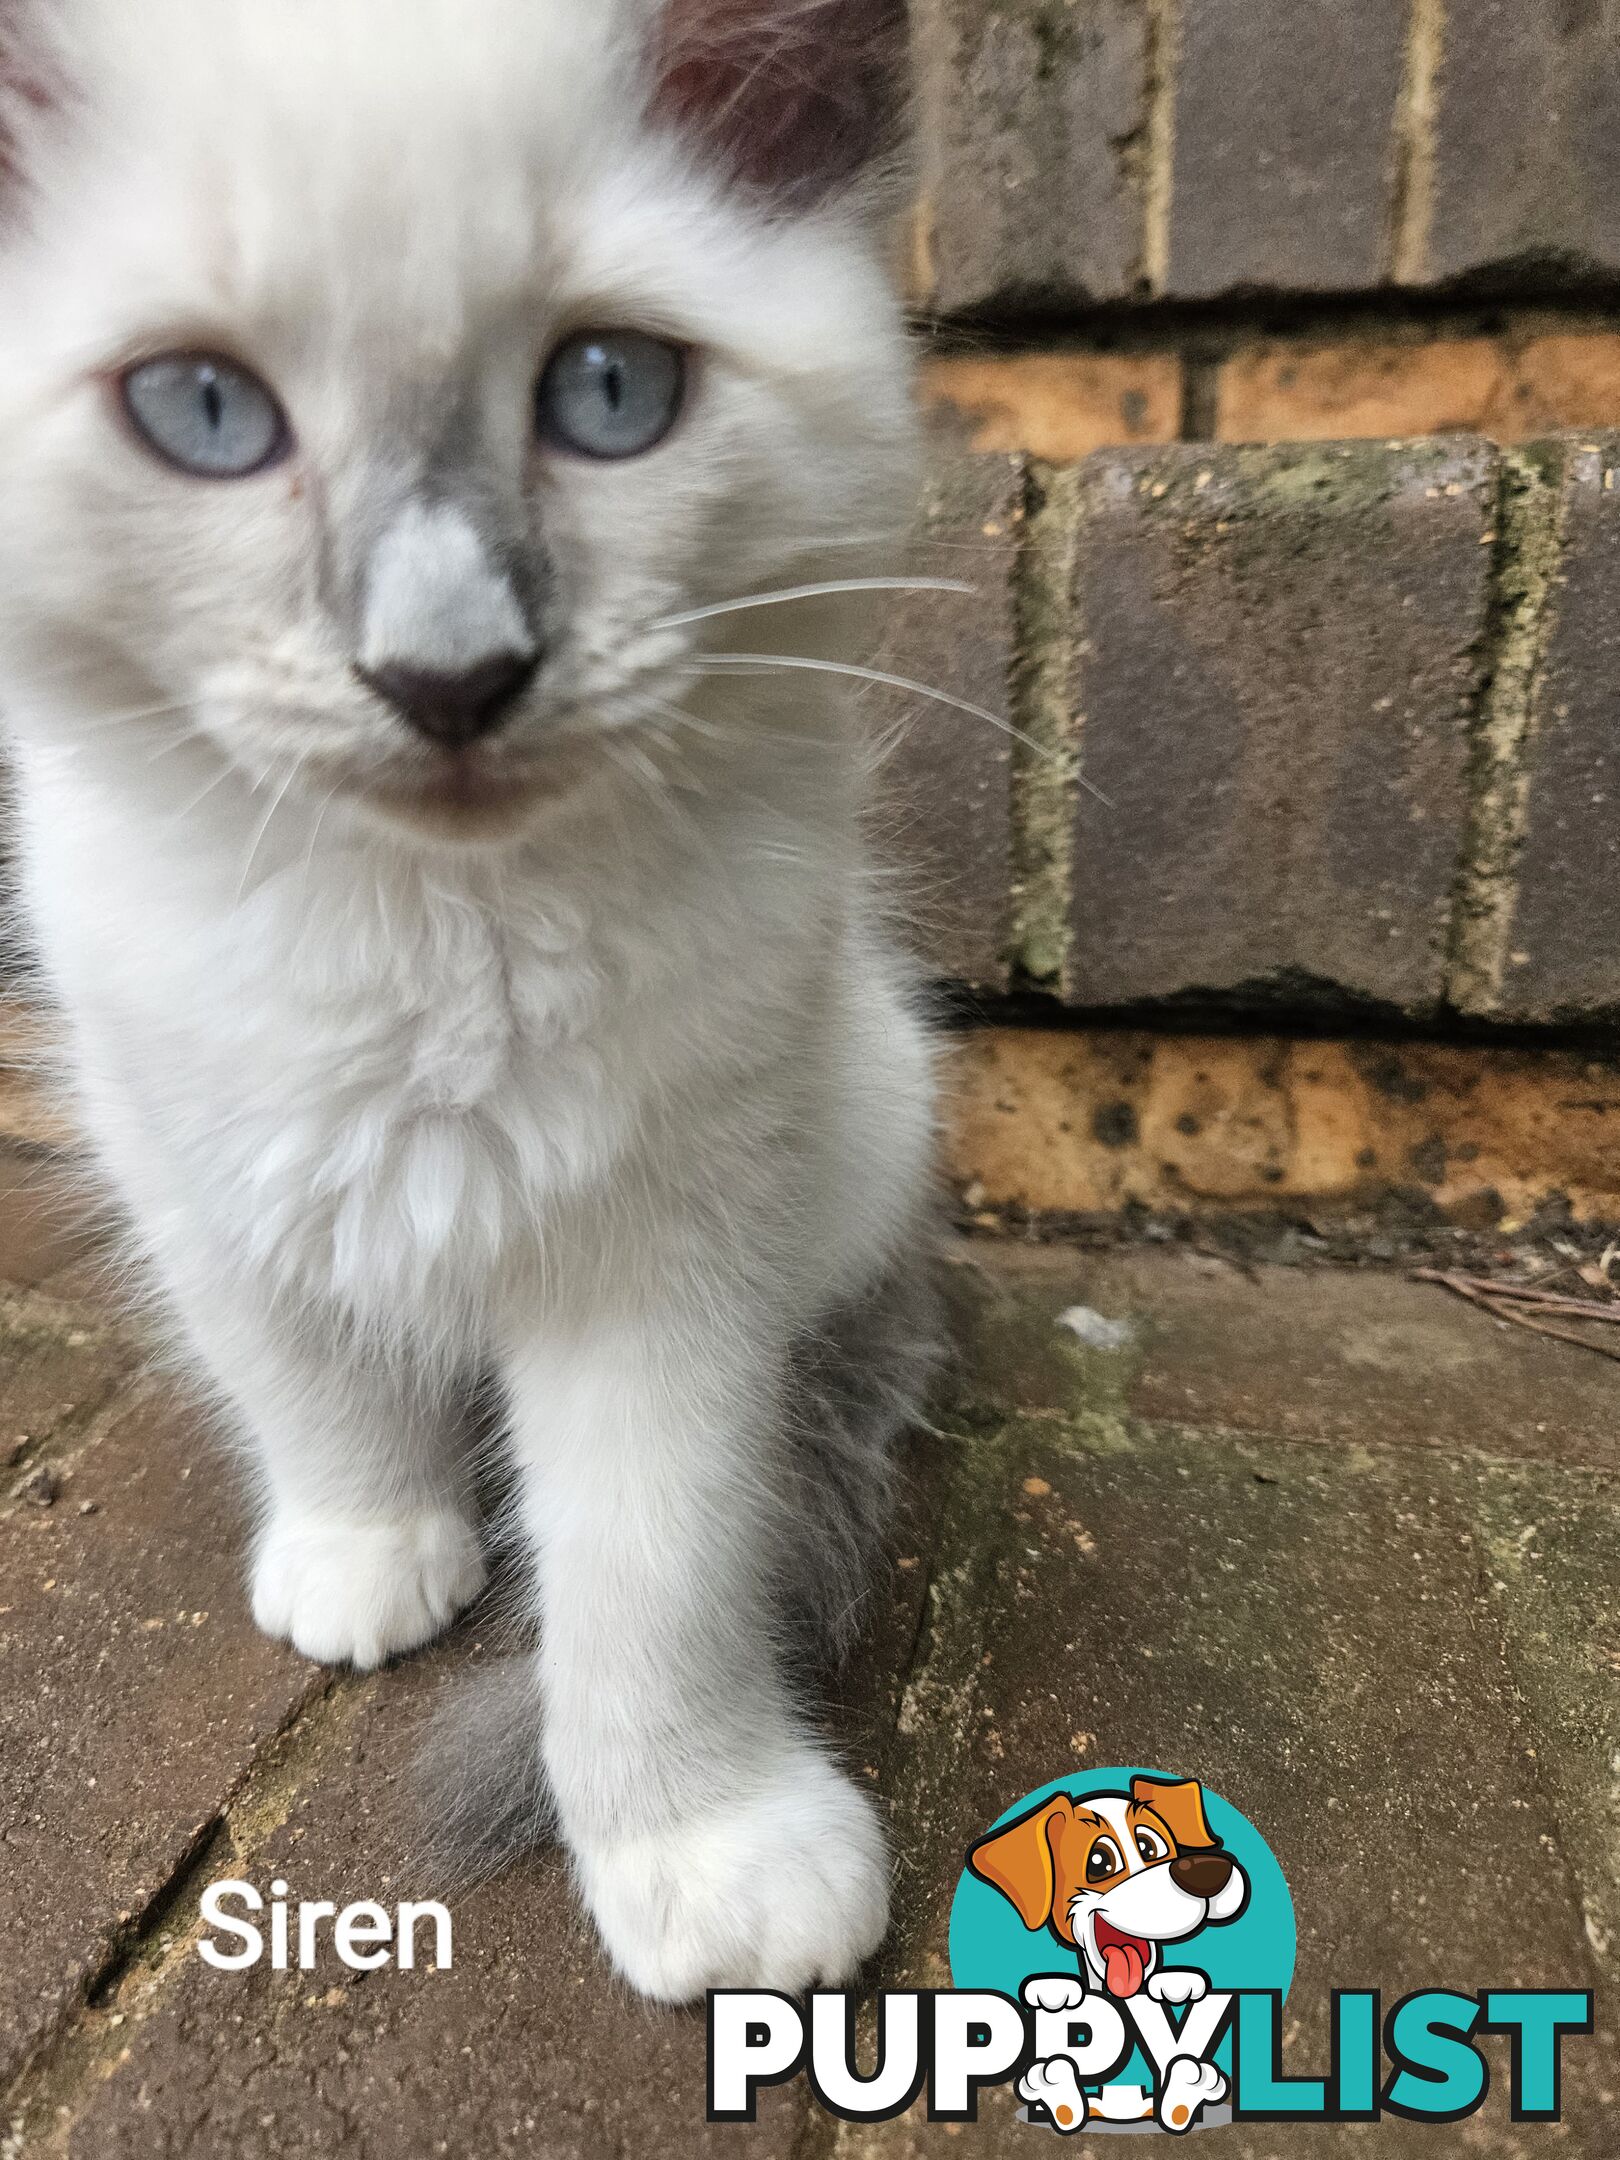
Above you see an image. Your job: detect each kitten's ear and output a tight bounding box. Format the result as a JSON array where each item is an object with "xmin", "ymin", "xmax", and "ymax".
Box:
[
  {"xmin": 651, "ymin": 0, "xmax": 910, "ymax": 209},
  {"xmin": 0, "ymin": 5, "xmax": 55, "ymax": 202}
]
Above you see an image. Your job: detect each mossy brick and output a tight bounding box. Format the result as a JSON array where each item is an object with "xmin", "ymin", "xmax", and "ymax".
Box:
[
  {"xmin": 1058, "ymin": 439, "xmax": 1496, "ymax": 1016},
  {"xmin": 0, "ymin": 1383, "xmax": 315, "ymax": 2088},
  {"xmin": 847, "ymin": 1273, "xmax": 1616, "ymax": 2156},
  {"xmin": 1165, "ymin": 0, "xmax": 1407, "ymax": 301},
  {"xmin": 1476, "ymin": 1462, "xmax": 1620, "ymax": 1998},
  {"xmin": 874, "ymin": 420, "xmax": 1022, "ymax": 991},
  {"xmin": 1489, "ymin": 437, "xmax": 1620, "ymax": 1023},
  {"xmin": 952, "ymin": 1239, "xmax": 1620, "ymax": 1475},
  {"xmin": 911, "ymin": 0, "xmax": 1150, "ymax": 315},
  {"xmin": 1425, "ymin": 0, "xmax": 1620, "ymax": 291}
]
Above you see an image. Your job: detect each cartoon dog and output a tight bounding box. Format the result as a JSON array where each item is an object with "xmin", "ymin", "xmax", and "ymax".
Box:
[{"xmin": 967, "ymin": 1776, "xmax": 1248, "ymax": 2135}]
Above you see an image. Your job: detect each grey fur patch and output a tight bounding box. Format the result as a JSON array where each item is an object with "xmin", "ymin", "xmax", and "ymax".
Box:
[
  {"xmin": 413, "ymin": 1651, "xmax": 555, "ymax": 1885},
  {"xmin": 777, "ymin": 1233, "xmax": 945, "ymax": 1657},
  {"xmin": 414, "ymin": 1229, "xmax": 943, "ymax": 1878}
]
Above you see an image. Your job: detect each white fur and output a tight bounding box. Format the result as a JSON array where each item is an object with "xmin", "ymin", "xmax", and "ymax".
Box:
[
  {"xmin": 572, "ymin": 1744, "xmax": 891, "ymax": 2003},
  {"xmin": 360, "ymin": 503, "xmax": 535, "ymax": 678},
  {"xmin": 252, "ymin": 1506, "xmax": 489, "ymax": 1671},
  {"xmin": 0, "ymin": 0, "xmax": 930, "ymax": 2000}
]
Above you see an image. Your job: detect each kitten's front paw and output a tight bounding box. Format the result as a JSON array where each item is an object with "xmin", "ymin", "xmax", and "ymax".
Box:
[
  {"xmin": 251, "ymin": 1508, "xmax": 486, "ymax": 1670},
  {"xmin": 572, "ymin": 1748, "xmax": 890, "ymax": 2004}
]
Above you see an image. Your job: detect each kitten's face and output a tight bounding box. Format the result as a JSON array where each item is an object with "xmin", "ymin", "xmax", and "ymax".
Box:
[{"xmin": 0, "ymin": 0, "xmax": 914, "ymax": 840}]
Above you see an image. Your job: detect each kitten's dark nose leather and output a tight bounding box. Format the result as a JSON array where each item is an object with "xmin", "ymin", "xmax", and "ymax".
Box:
[
  {"xmin": 1170, "ymin": 1852, "xmax": 1234, "ymax": 1898},
  {"xmin": 358, "ymin": 651, "xmax": 538, "ymax": 749}
]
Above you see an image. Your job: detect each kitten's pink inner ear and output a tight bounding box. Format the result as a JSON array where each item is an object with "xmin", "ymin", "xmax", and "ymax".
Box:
[{"xmin": 651, "ymin": 0, "xmax": 909, "ymax": 207}]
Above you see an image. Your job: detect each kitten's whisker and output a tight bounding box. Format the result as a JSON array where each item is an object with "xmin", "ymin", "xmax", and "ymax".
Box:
[
  {"xmin": 235, "ymin": 756, "xmax": 311, "ymax": 905},
  {"xmin": 688, "ymin": 652, "xmax": 1116, "ymax": 808},
  {"xmin": 64, "ymin": 699, "xmax": 191, "ymax": 735},
  {"xmin": 809, "ymin": 532, "xmax": 1026, "ymax": 555},
  {"xmin": 164, "ymin": 760, "xmax": 237, "ymax": 829},
  {"xmin": 651, "ymin": 577, "xmax": 973, "ymax": 634},
  {"xmin": 299, "ymin": 779, "xmax": 344, "ymax": 892},
  {"xmin": 644, "ymin": 690, "xmax": 838, "ymax": 756},
  {"xmin": 144, "ymin": 726, "xmax": 211, "ymax": 767}
]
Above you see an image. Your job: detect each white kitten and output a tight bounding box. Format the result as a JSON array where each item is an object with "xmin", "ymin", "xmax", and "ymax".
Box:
[{"xmin": 0, "ymin": 0, "xmax": 938, "ymax": 2001}]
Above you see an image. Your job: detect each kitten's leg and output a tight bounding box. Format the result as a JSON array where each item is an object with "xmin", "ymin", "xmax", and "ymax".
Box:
[
  {"xmin": 504, "ymin": 1291, "xmax": 889, "ymax": 2003},
  {"xmin": 161, "ymin": 1263, "xmax": 485, "ymax": 1669}
]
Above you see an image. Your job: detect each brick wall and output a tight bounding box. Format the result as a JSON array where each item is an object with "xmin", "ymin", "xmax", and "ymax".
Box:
[
  {"xmin": 882, "ymin": 422, "xmax": 1620, "ymax": 1025},
  {"xmin": 887, "ymin": 2, "xmax": 1620, "ymax": 1030},
  {"xmin": 911, "ymin": 0, "xmax": 1620, "ymax": 316}
]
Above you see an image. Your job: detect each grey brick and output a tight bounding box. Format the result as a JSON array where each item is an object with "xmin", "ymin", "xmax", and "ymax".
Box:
[
  {"xmin": 1060, "ymin": 438, "xmax": 1497, "ymax": 1014},
  {"xmin": 874, "ymin": 422, "xmax": 1023, "ymax": 991},
  {"xmin": 912, "ymin": 0, "xmax": 1149, "ymax": 314},
  {"xmin": 1166, "ymin": 0, "xmax": 1407, "ymax": 299},
  {"xmin": 1426, "ymin": 0, "xmax": 1620, "ymax": 289},
  {"xmin": 1493, "ymin": 437, "xmax": 1620, "ymax": 1022}
]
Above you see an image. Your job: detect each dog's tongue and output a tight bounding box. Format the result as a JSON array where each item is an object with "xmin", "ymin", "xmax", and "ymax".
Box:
[{"xmin": 1102, "ymin": 1940, "xmax": 1146, "ymax": 1998}]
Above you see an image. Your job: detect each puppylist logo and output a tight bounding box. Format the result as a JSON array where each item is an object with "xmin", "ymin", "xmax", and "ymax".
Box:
[{"xmin": 708, "ymin": 1768, "xmax": 1594, "ymax": 2134}]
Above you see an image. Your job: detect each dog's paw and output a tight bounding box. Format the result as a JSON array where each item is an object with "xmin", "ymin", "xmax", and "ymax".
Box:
[
  {"xmin": 1158, "ymin": 2056, "xmax": 1226, "ymax": 2134},
  {"xmin": 571, "ymin": 1748, "xmax": 889, "ymax": 2004},
  {"xmin": 251, "ymin": 1507, "xmax": 486, "ymax": 1669},
  {"xmin": 1023, "ymin": 1973, "xmax": 1090, "ymax": 2013},
  {"xmin": 1019, "ymin": 2058, "xmax": 1090, "ymax": 2133},
  {"xmin": 1148, "ymin": 1968, "xmax": 1209, "ymax": 2007}
]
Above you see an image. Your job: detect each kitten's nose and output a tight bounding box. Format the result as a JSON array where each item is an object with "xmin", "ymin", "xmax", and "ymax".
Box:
[{"xmin": 357, "ymin": 651, "xmax": 538, "ymax": 750}]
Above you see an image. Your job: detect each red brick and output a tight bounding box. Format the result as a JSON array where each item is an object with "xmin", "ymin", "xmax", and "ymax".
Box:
[
  {"xmin": 1057, "ymin": 439, "xmax": 1497, "ymax": 1014},
  {"xmin": 923, "ymin": 349, "xmax": 1181, "ymax": 461},
  {"xmin": 1215, "ymin": 328, "xmax": 1620, "ymax": 448}
]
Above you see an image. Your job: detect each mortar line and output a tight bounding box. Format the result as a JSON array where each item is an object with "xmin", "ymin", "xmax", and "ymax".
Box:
[
  {"xmin": 1445, "ymin": 445, "xmax": 1572, "ymax": 1017},
  {"xmin": 2, "ymin": 1669, "xmax": 357, "ymax": 2154},
  {"xmin": 1141, "ymin": 0, "xmax": 1181, "ymax": 297},
  {"xmin": 1178, "ymin": 352, "xmax": 1221, "ymax": 442},
  {"xmin": 1008, "ymin": 461, "xmax": 1085, "ymax": 998},
  {"xmin": 1387, "ymin": 0, "xmax": 1445, "ymax": 285}
]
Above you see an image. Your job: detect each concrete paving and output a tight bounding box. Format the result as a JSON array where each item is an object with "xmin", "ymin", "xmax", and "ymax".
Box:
[{"xmin": 3, "ymin": 1160, "xmax": 1618, "ymax": 2156}]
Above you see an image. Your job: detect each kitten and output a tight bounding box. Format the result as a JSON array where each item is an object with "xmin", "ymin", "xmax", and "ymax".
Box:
[{"xmin": 0, "ymin": 0, "xmax": 939, "ymax": 2001}]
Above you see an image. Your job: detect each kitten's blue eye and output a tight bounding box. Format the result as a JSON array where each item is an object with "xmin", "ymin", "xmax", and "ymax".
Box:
[
  {"xmin": 537, "ymin": 332, "xmax": 685, "ymax": 459},
  {"xmin": 119, "ymin": 354, "xmax": 289, "ymax": 479}
]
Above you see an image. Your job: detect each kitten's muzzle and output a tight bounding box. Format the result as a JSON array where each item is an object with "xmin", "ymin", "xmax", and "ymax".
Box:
[{"xmin": 355, "ymin": 651, "xmax": 539, "ymax": 751}]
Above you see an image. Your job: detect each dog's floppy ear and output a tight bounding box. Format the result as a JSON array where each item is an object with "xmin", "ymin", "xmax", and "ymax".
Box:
[
  {"xmin": 967, "ymin": 1796, "xmax": 1074, "ymax": 1931},
  {"xmin": 1133, "ymin": 1776, "xmax": 1219, "ymax": 1852}
]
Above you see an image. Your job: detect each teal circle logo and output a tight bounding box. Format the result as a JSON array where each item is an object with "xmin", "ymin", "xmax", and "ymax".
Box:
[{"xmin": 949, "ymin": 1768, "xmax": 1294, "ymax": 2128}]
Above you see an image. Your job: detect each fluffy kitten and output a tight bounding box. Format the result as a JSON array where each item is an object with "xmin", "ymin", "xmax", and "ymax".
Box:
[{"xmin": 0, "ymin": 0, "xmax": 938, "ymax": 2001}]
